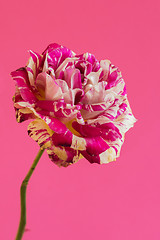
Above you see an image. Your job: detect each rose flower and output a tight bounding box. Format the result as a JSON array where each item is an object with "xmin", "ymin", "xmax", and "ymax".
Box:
[{"xmin": 11, "ymin": 43, "xmax": 136, "ymax": 167}]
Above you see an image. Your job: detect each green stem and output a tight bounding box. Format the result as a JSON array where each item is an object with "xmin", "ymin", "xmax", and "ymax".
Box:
[{"xmin": 15, "ymin": 148, "xmax": 45, "ymax": 240}]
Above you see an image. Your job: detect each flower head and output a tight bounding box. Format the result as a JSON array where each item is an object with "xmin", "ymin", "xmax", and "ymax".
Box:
[{"xmin": 11, "ymin": 43, "xmax": 136, "ymax": 167}]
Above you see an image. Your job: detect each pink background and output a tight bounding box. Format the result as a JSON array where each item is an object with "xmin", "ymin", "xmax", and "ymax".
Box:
[{"xmin": 0, "ymin": 0, "xmax": 160, "ymax": 239}]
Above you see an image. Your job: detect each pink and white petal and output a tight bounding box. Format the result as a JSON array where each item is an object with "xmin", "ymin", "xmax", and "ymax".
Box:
[
  {"xmin": 87, "ymin": 99, "xmax": 136, "ymax": 135},
  {"xmin": 95, "ymin": 99, "xmax": 136, "ymax": 134},
  {"xmin": 72, "ymin": 121, "xmax": 101, "ymax": 137},
  {"xmin": 81, "ymin": 82, "xmax": 107, "ymax": 104},
  {"xmin": 13, "ymin": 86, "xmax": 23, "ymax": 103},
  {"xmin": 26, "ymin": 57, "xmax": 36, "ymax": 88},
  {"xmin": 116, "ymin": 102, "xmax": 128, "ymax": 118},
  {"xmin": 72, "ymin": 122, "xmax": 123, "ymax": 151},
  {"xmin": 43, "ymin": 45, "xmax": 75, "ymax": 73},
  {"xmin": 80, "ymin": 142, "xmax": 116, "ymax": 165},
  {"xmin": 15, "ymin": 108, "xmax": 35, "ymax": 123},
  {"xmin": 11, "ymin": 68, "xmax": 37, "ymax": 104},
  {"xmin": 77, "ymin": 53, "xmax": 100, "ymax": 72},
  {"xmin": 47, "ymin": 146, "xmax": 78, "ymax": 167},
  {"xmin": 27, "ymin": 50, "xmax": 43, "ymax": 87},
  {"xmin": 70, "ymin": 135, "xmax": 110, "ymax": 157},
  {"xmin": 29, "ymin": 50, "xmax": 43, "ymax": 72},
  {"xmin": 37, "ymin": 114, "xmax": 69, "ymax": 134},
  {"xmin": 63, "ymin": 88, "xmax": 84, "ymax": 105},
  {"xmin": 99, "ymin": 59, "xmax": 111, "ymax": 81},
  {"xmin": 14, "ymin": 101, "xmax": 34, "ymax": 109},
  {"xmin": 42, "ymin": 43, "xmax": 61, "ymax": 55},
  {"xmin": 28, "ymin": 119, "xmax": 53, "ymax": 149},
  {"xmin": 85, "ymin": 68, "xmax": 102, "ymax": 86},
  {"xmin": 14, "ymin": 102, "xmax": 42, "ymax": 123},
  {"xmin": 80, "ymin": 109, "xmax": 103, "ymax": 121},
  {"xmin": 55, "ymin": 79, "xmax": 69, "ymax": 93},
  {"xmin": 99, "ymin": 122, "xmax": 122, "ymax": 141},
  {"xmin": 76, "ymin": 112, "xmax": 85, "ymax": 125},
  {"xmin": 55, "ymin": 57, "xmax": 79, "ymax": 78},
  {"xmin": 75, "ymin": 60, "xmax": 92, "ymax": 77},
  {"xmin": 47, "ymin": 120, "xmax": 111, "ymax": 164},
  {"xmin": 54, "ymin": 108, "xmax": 80, "ymax": 123},
  {"xmin": 42, "ymin": 52, "xmax": 49, "ymax": 72},
  {"xmin": 106, "ymin": 136, "xmax": 124, "ymax": 158},
  {"xmin": 64, "ymin": 67, "xmax": 82, "ymax": 89},
  {"xmin": 43, "ymin": 43, "xmax": 75, "ymax": 59},
  {"xmin": 99, "ymin": 147, "xmax": 117, "ymax": 164},
  {"xmin": 105, "ymin": 64, "xmax": 124, "ymax": 90},
  {"xmin": 86, "ymin": 98, "xmax": 122, "ymax": 122},
  {"xmin": 36, "ymin": 100, "xmax": 66, "ymax": 112},
  {"xmin": 80, "ymin": 90, "xmax": 116, "ymax": 119},
  {"xmin": 110, "ymin": 78, "xmax": 126, "ymax": 96},
  {"xmin": 114, "ymin": 108, "xmax": 137, "ymax": 133},
  {"xmin": 36, "ymin": 72, "xmax": 63, "ymax": 101},
  {"xmin": 36, "ymin": 101, "xmax": 81, "ymax": 123}
]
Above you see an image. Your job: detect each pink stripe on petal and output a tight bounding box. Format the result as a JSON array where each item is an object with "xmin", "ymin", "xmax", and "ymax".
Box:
[
  {"xmin": 11, "ymin": 68, "xmax": 37, "ymax": 104},
  {"xmin": 47, "ymin": 145, "xmax": 78, "ymax": 167},
  {"xmin": 28, "ymin": 119, "xmax": 52, "ymax": 149},
  {"xmin": 29, "ymin": 50, "xmax": 42, "ymax": 69}
]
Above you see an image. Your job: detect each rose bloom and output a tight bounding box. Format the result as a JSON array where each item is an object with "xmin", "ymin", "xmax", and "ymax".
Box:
[{"xmin": 11, "ymin": 43, "xmax": 136, "ymax": 167}]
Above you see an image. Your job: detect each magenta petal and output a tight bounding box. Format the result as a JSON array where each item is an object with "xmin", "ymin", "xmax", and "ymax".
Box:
[
  {"xmin": 42, "ymin": 43, "xmax": 61, "ymax": 54},
  {"xmin": 42, "ymin": 44, "xmax": 74, "ymax": 72},
  {"xmin": 116, "ymin": 103, "xmax": 127, "ymax": 118},
  {"xmin": 36, "ymin": 100, "xmax": 66, "ymax": 112},
  {"xmin": 36, "ymin": 100, "xmax": 80, "ymax": 120},
  {"xmin": 38, "ymin": 114, "xmax": 68, "ymax": 134},
  {"xmin": 76, "ymin": 53, "xmax": 100, "ymax": 72},
  {"xmin": 85, "ymin": 137, "xmax": 110, "ymax": 156},
  {"xmin": 72, "ymin": 121, "xmax": 101, "ymax": 137},
  {"xmin": 52, "ymin": 131, "xmax": 72, "ymax": 146},
  {"xmin": 75, "ymin": 60, "xmax": 92, "ymax": 76},
  {"xmin": 11, "ymin": 68, "xmax": 37, "ymax": 104},
  {"xmin": 80, "ymin": 151, "xmax": 100, "ymax": 164},
  {"xmin": 29, "ymin": 50, "xmax": 43, "ymax": 76},
  {"xmin": 15, "ymin": 109, "xmax": 35, "ymax": 123}
]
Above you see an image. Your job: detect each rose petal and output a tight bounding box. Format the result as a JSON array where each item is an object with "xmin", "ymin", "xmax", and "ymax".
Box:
[
  {"xmin": 63, "ymin": 88, "xmax": 84, "ymax": 105},
  {"xmin": 76, "ymin": 53, "xmax": 100, "ymax": 72},
  {"xmin": 36, "ymin": 72, "xmax": 63, "ymax": 101},
  {"xmin": 81, "ymin": 82, "xmax": 108, "ymax": 104},
  {"xmin": 47, "ymin": 145, "xmax": 78, "ymax": 167},
  {"xmin": 11, "ymin": 68, "xmax": 37, "ymax": 104},
  {"xmin": 43, "ymin": 44, "xmax": 75, "ymax": 72},
  {"xmin": 27, "ymin": 50, "xmax": 43, "ymax": 87},
  {"xmin": 64, "ymin": 67, "xmax": 82, "ymax": 89},
  {"xmin": 28, "ymin": 119, "xmax": 53, "ymax": 149}
]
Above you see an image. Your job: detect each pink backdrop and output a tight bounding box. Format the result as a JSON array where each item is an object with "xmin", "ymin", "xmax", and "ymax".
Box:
[{"xmin": 0, "ymin": 0, "xmax": 160, "ymax": 239}]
